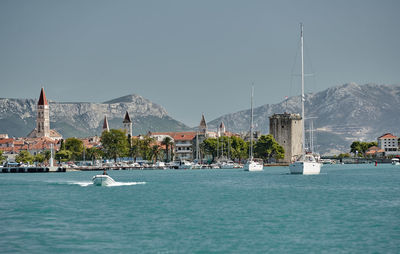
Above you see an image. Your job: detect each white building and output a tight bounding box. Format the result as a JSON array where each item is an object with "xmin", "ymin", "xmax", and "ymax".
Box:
[
  {"xmin": 378, "ymin": 133, "xmax": 399, "ymax": 156},
  {"xmin": 149, "ymin": 132, "xmax": 197, "ymax": 161}
]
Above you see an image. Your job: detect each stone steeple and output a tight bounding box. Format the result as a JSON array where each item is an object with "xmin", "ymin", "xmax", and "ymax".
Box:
[
  {"xmin": 36, "ymin": 88, "xmax": 50, "ymax": 137},
  {"xmin": 102, "ymin": 115, "xmax": 109, "ymax": 132},
  {"xmin": 123, "ymin": 111, "xmax": 132, "ymax": 137},
  {"xmin": 199, "ymin": 113, "xmax": 207, "ymax": 134},
  {"xmin": 219, "ymin": 121, "xmax": 225, "ymax": 133},
  {"xmin": 218, "ymin": 121, "xmax": 226, "ymax": 137}
]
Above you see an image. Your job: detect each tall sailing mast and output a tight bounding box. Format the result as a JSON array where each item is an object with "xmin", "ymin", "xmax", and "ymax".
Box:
[
  {"xmin": 249, "ymin": 85, "xmax": 254, "ymax": 160},
  {"xmin": 300, "ymin": 23, "xmax": 305, "ymax": 154}
]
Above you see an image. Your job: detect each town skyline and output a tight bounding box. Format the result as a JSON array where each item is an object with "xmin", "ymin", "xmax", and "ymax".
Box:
[{"xmin": 1, "ymin": 1, "xmax": 399, "ymax": 126}]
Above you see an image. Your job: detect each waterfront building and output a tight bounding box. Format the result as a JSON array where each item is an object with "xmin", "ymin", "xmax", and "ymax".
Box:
[
  {"xmin": 365, "ymin": 146, "xmax": 385, "ymax": 158},
  {"xmin": 80, "ymin": 136, "xmax": 101, "ymax": 149},
  {"xmin": 0, "ymin": 136, "xmax": 59, "ymax": 155},
  {"xmin": 269, "ymin": 113, "xmax": 302, "ymax": 163},
  {"xmin": 149, "ymin": 132, "xmax": 197, "ymax": 161},
  {"xmin": 27, "ymin": 88, "xmax": 62, "ymax": 140},
  {"xmin": 378, "ymin": 133, "xmax": 399, "ymax": 156},
  {"xmin": 123, "ymin": 111, "xmax": 133, "ymax": 137}
]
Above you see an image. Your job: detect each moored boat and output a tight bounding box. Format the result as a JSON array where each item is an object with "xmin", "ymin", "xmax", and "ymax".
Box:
[
  {"xmin": 289, "ymin": 24, "xmax": 321, "ymax": 175},
  {"xmin": 244, "ymin": 86, "xmax": 263, "ymax": 172},
  {"xmin": 244, "ymin": 160, "xmax": 263, "ymax": 171}
]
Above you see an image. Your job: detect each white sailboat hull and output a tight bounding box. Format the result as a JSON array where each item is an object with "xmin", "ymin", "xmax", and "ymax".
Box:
[
  {"xmin": 92, "ymin": 175, "xmax": 116, "ymax": 186},
  {"xmin": 289, "ymin": 161, "xmax": 321, "ymax": 175},
  {"xmin": 244, "ymin": 161, "xmax": 263, "ymax": 171}
]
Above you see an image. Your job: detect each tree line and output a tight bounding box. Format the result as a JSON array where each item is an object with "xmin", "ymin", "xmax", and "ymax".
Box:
[{"xmin": 8, "ymin": 129, "xmax": 285, "ymax": 165}]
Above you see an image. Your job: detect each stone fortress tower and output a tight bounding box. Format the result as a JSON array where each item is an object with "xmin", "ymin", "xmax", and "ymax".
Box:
[
  {"xmin": 269, "ymin": 113, "xmax": 302, "ymax": 163},
  {"xmin": 123, "ymin": 111, "xmax": 132, "ymax": 137}
]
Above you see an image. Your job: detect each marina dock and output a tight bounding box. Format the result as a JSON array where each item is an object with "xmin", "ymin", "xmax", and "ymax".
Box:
[{"xmin": 1, "ymin": 167, "xmax": 66, "ymax": 173}]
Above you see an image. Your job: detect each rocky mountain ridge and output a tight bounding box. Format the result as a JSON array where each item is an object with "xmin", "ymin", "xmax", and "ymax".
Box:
[
  {"xmin": 208, "ymin": 83, "xmax": 400, "ymax": 154},
  {"xmin": 0, "ymin": 94, "xmax": 190, "ymax": 138}
]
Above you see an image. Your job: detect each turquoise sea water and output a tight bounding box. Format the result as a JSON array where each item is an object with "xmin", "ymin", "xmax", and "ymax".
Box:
[{"xmin": 0, "ymin": 164, "xmax": 399, "ymax": 253}]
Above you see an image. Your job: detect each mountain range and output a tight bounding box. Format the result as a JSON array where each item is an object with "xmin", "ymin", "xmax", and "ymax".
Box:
[
  {"xmin": 208, "ymin": 83, "xmax": 400, "ymax": 154},
  {"xmin": 0, "ymin": 83, "xmax": 398, "ymax": 155},
  {"xmin": 0, "ymin": 94, "xmax": 191, "ymax": 138}
]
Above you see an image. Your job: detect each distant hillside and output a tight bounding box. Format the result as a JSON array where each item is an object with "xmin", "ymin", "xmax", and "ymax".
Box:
[
  {"xmin": 0, "ymin": 94, "xmax": 191, "ymax": 138},
  {"xmin": 208, "ymin": 83, "xmax": 400, "ymax": 155}
]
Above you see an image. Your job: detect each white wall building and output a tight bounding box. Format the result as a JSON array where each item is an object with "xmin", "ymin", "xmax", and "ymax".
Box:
[{"xmin": 378, "ymin": 133, "xmax": 399, "ymax": 156}]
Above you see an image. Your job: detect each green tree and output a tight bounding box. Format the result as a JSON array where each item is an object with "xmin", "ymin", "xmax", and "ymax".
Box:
[
  {"xmin": 161, "ymin": 136, "xmax": 173, "ymax": 162},
  {"xmin": 229, "ymin": 136, "xmax": 249, "ymax": 162},
  {"xmin": 350, "ymin": 141, "xmax": 378, "ymax": 157},
  {"xmin": 337, "ymin": 153, "xmax": 350, "ymax": 159},
  {"xmin": 34, "ymin": 153, "xmax": 45, "ymax": 163},
  {"xmin": 101, "ymin": 129, "xmax": 129, "ymax": 162},
  {"xmin": 86, "ymin": 147, "xmax": 103, "ymax": 162},
  {"xmin": 130, "ymin": 138, "xmax": 140, "ymax": 162},
  {"xmin": 254, "ymin": 134, "xmax": 285, "ymax": 162},
  {"xmin": 55, "ymin": 150, "xmax": 72, "ymax": 163},
  {"xmin": 44, "ymin": 150, "xmax": 52, "ymax": 161},
  {"xmin": 202, "ymin": 136, "xmax": 249, "ymax": 163},
  {"xmin": 15, "ymin": 150, "xmax": 34, "ymax": 164},
  {"xmin": 151, "ymin": 144, "xmax": 161, "ymax": 163},
  {"xmin": 60, "ymin": 139, "xmax": 66, "ymax": 150},
  {"xmin": 65, "ymin": 137, "xmax": 84, "ymax": 161},
  {"xmin": 0, "ymin": 150, "xmax": 6, "ymax": 164},
  {"xmin": 139, "ymin": 136, "xmax": 155, "ymax": 161},
  {"xmin": 202, "ymin": 138, "xmax": 218, "ymax": 162}
]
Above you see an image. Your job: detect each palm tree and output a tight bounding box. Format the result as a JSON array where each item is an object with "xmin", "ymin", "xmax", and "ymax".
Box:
[
  {"xmin": 161, "ymin": 136, "xmax": 173, "ymax": 162},
  {"xmin": 151, "ymin": 144, "xmax": 160, "ymax": 163}
]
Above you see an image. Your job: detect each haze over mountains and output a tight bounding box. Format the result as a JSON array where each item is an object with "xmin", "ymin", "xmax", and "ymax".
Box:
[{"xmin": 0, "ymin": 83, "xmax": 398, "ymax": 155}]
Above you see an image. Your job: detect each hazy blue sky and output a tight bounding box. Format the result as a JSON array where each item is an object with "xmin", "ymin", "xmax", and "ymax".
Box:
[{"xmin": 0, "ymin": 0, "xmax": 399, "ymax": 126}]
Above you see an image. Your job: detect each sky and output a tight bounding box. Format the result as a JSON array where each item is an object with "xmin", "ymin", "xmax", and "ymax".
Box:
[{"xmin": 0, "ymin": 0, "xmax": 399, "ymax": 126}]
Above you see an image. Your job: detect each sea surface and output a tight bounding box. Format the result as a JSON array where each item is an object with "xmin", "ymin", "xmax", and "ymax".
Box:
[{"xmin": 0, "ymin": 164, "xmax": 399, "ymax": 253}]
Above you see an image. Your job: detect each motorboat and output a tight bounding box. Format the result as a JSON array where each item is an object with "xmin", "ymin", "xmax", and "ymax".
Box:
[
  {"xmin": 392, "ymin": 158, "xmax": 400, "ymax": 165},
  {"xmin": 154, "ymin": 161, "xmax": 167, "ymax": 169},
  {"xmin": 92, "ymin": 175, "xmax": 116, "ymax": 186},
  {"xmin": 220, "ymin": 161, "xmax": 236, "ymax": 169},
  {"xmin": 178, "ymin": 160, "xmax": 193, "ymax": 169}
]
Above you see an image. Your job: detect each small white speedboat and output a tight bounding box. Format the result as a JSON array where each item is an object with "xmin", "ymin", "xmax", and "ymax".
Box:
[{"xmin": 92, "ymin": 175, "xmax": 116, "ymax": 186}]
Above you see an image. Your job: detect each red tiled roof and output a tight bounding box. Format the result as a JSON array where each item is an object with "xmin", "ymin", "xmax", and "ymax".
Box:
[
  {"xmin": 378, "ymin": 133, "xmax": 398, "ymax": 139},
  {"xmin": 172, "ymin": 133, "xmax": 196, "ymax": 141},
  {"xmin": 150, "ymin": 132, "xmax": 197, "ymax": 141},
  {"xmin": 0, "ymin": 138, "xmax": 14, "ymax": 144}
]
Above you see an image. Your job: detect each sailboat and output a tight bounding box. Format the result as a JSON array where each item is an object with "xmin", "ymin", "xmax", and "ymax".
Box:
[
  {"xmin": 244, "ymin": 86, "xmax": 263, "ymax": 171},
  {"xmin": 289, "ymin": 23, "xmax": 321, "ymax": 175}
]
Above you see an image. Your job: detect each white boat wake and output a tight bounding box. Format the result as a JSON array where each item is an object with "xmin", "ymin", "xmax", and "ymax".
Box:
[{"xmin": 66, "ymin": 181, "xmax": 146, "ymax": 187}]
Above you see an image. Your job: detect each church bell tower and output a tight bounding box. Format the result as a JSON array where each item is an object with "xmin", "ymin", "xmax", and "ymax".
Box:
[{"xmin": 36, "ymin": 88, "xmax": 50, "ymax": 137}]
